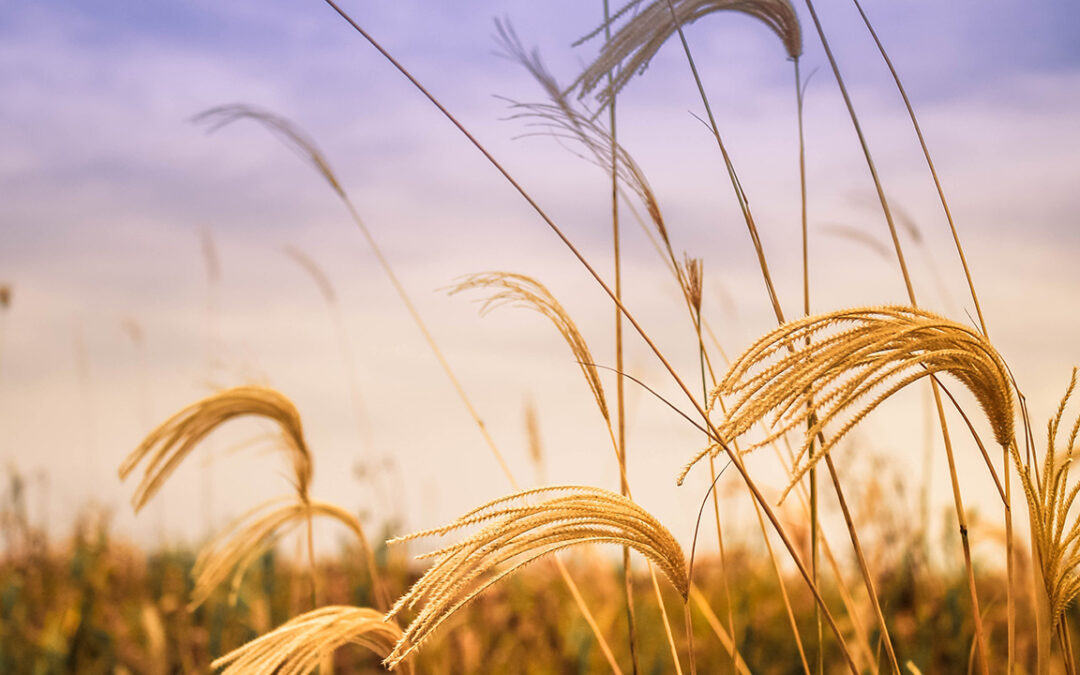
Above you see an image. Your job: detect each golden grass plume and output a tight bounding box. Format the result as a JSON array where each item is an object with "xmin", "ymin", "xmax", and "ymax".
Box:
[
  {"xmin": 382, "ymin": 485, "xmax": 688, "ymax": 668},
  {"xmin": 211, "ymin": 606, "xmax": 410, "ymax": 675},
  {"xmin": 450, "ymin": 272, "xmax": 608, "ymax": 421},
  {"xmin": 188, "ymin": 496, "xmax": 370, "ymax": 608},
  {"xmin": 118, "ymin": 386, "xmax": 312, "ymax": 511},
  {"xmin": 570, "ymin": 0, "xmax": 802, "ymax": 109},
  {"xmin": 193, "ymin": 105, "xmax": 345, "ymax": 199},
  {"xmin": 1012, "ymin": 368, "xmax": 1080, "ymax": 629},
  {"xmin": 680, "ymin": 306, "xmax": 1015, "ymax": 496}
]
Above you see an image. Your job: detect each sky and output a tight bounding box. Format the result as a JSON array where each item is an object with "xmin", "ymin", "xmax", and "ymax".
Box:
[{"xmin": 2, "ymin": 0, "xmax": 1080, "ymax": 559}]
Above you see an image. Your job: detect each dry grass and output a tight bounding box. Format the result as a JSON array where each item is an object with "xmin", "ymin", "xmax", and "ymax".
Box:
[
  {"xmin": 684, "ymin": 306, "xmax": 1015, "ymax": 495},
  {"xmin": 383, "ymin": 486, "xmax": 688, "ymax": 669},
  {"xmin": 570, "ymin": 0, "xmax": 802, "ymax": 108},
  {"xmin": 1014, "ymin": 369, "xmax": 1080, "ymax": 630},
  {"xmin": 118, "ymin": 386, "xmax": 313, "ymax": 511},
  {"xmin": 211, "ymin": 606, "xmax": 410, "ymax": 675}
]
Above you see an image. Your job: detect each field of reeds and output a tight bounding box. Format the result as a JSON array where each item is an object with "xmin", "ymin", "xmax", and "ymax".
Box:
[{"xmin": 3, "ymin": 1, "xmax": 1079, "ymax": 673}]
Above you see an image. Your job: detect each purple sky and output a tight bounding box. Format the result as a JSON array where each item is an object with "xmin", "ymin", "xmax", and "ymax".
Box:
[{"xmin": 2, "ymin": 1, "xmax": 1079, "ymax": 555}]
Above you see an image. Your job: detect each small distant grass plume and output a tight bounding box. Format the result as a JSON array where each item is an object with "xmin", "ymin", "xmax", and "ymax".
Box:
[
  {"xmin": 118, "ymin": 386, "xmax": 313, "ymax": 511},
  {"xmin": 211, "ymin": 606, "xmax": 410, "ymax": 675},
  {"xmin": 382, "ymin": 485, "xmax": 688, "ymax": 668},
  {"xmin": 449, "ymin": 272, "xmax": 608, "ymax": 421},
  {"xmin": 188, "ymin": 496, "xmax": 370, "ymax": 608},
  {"xmin": 570, "ymin": 0, "xmax": 802, "ymax": 109},
  {"xmin": 1013, "ymin": 368, "xmax": 1080, "ymax": 629},
  {"xmin": 193, "ymin": 105, "xmax": 345, "ymax": 199},
  {"xmin": 681, "ymin": 306, "xmax": 1015, "ymax": 496}
]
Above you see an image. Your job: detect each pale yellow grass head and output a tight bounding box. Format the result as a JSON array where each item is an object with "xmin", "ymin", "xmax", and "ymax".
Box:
[
  {"xmin": 118, "ymin": 386, "xmax": 313, "ymax": 511},
  {"xmin": 450, "ymin": 272, "xmax": 609, "ymax": 421},
  {"xmin": 1011, "ymin": 368, "xmax": 1080, "ymax": 629},
  {"xmin": 571, "ymin": 0, "xmax": 803, "ymax": 109},
  {"xmin": 495, "ymin": 24, "xmax": 672, "ymax": 247},
  {"xmin": 680, "ymin": 306, "xmax": 1015, "ymax": 497},
  {"xmin": 681, "ymin": 254, "xmax": 704, "ymax": 314},
  {"xmin": 382, "ymin": 485, "xmax": 688, "ymax": 668},
  {"xmin": 212, "ymin": 606, "xmax": 410, "ymax": 675},
  {"xmin": 193, "ymin": 104, "xmax": 345, "ymax": 199},
  {"xmin": 188, "ymin": 496, "xmax": 366, "ymax": 608}
]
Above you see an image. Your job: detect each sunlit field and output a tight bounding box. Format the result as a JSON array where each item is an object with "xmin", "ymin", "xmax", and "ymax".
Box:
[{"xmin": 3, "ymin": 1, "xmax": 1080, "ymax": 673}]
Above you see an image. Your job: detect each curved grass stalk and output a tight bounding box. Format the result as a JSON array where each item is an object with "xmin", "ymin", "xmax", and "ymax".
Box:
[
  {"xmin": 695, "ymin": 305, "xmax": 1015, "ymax": 670},
  {"xmin": 383, "ymin": 486, "xmax": 688, "ymax": 669},
  {"xmin": 212, "ymin": 606, "xmax": 410, "ymax": 675}
]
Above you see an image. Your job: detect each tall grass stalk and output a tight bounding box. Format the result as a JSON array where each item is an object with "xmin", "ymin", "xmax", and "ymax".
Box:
[
  {"xmin": 599, "ymin": 3, "xmax": 640, "ymax": 670},
  {"xmin": 800, "ymin": 1, "xmax": 989, "ymax": 670},
  {"xmin": 321, "ymin": 1, "xmax": 860, "ymax": 668},
  {"xmin": 199, "ymin": 227, "xmax": 220, "ymax": 538},
  {"xmin": 793, "ymin": 52, "xmax": 825, "ymax": 675},
  {"xmin": 284, "ymin": 245, "xmax": 374, "ymax": 463}
]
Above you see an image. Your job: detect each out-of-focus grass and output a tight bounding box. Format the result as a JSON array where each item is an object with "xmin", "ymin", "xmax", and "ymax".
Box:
[{"xmin": 1, "ymin": 463, "xmax": 1066, "ymax": 673}]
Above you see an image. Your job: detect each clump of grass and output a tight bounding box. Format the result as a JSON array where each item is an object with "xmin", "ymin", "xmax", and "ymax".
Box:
[
  {"xmin": 211, "ymin": 606, "xmax": 410, "ymax": 675},
  {"xmin": 383, "ymin": 486, "xmax": 688, "ymax": 669}
]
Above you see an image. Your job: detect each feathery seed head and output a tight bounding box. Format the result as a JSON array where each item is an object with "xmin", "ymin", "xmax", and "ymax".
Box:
[
  {"xmin": 571, "ymin": 0, "xmax": 803, "ymax": 109},
  {"xmin": 193, "ymin": 104, "xmax": 345, "ymax": 199},
  {"xmin": 450, "ymin": 272, "xmax": 609, "ymax": 421},
  {"xmin": 382, "ymin": 486, "xmax": 688, "ymax": 668},
  {"xmin": 680, "ymin": 307, "xmax": 1015, "ymax": 497},
  {"xmin": 188, "ymin": 496, "xmax": 367, "ymax": 609},
  {"xmin": 211, "ymin": 606, "xmax": 410, "ymax": 675},
  {"xmin": 681, "ymin": 255, "xmax": 704, "ymax": 314},
  {"xmin": 1013, "ymin": 368, "xmax": 1080, "ymax": 630},
  {"xmin": 118, "ymin": 386, "xmax": 313, "ymax": 511},
  {"xmin": 495, "ymin": 26, "xmax": 671, "ymax": 247}
]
